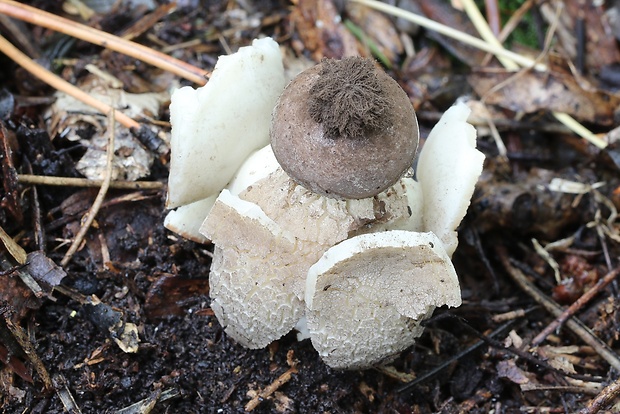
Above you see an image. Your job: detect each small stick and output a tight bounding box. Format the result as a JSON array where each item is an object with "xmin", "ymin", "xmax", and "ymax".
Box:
[
  {"xmin": 61, "ymin": 110, "xmax": 116, "ymax": 267},
  {"xmin": 579, "ymin": 376, "xmax": 620, "ymax": 414},
  {"xmin": 461, "ymin": 0, "xmax": 518, "ymax": 70},
  {"xmin": 575, "ymin": 0, "xmax": 586, "ymax": 74},
  {"xmin": 18, "ymin": 174, "xmax": 164, "ymax": 190},
  {"xmin": 0, "ymin": 0, "xmax": 209, "ymax": 85},
  {"xmin": 0, "ymin": 224, "xmax": 27, "ymax": 264},
  {"xmin": 398, "ymin": 317, "xmax": 523, "ymax": 393},
  {"xmin": 1, "ymin": 308, "xmax": 52, "ymax": 389},
  {"xmin": 120, "ymin": 2, "xmax": 177, "ymax": 40},
  {"xmin": 53, "ymin": 374, "xmax": 83, "ymax": 414},
  {"xmin": 245, "ymin": 350, "xmax": 298, "ymax": 411},
  {"xmin": 552, "ymin": 112, "xmax": 606, "ymax": 149},
  {"xmin": 531, "ymin": 267, "xmax": 620, "ymax": 346},
  {"xmin": 480, "ymin": 0, "xmax": 535, "ymax": 68},
  {"xmin": 22, "ymin": 160, "xmax": 46, "ymax": 251},
  {"xmin": 484, "ymin": 0, "xmax": 501, "ymax": 36},
  {"xmin": 491, "ymin": 308, "xmax": 528, "ymax": 323},
  {"xmin": 497, "ymin": 0, "xmax": 535, "ymax": 44},
  {"xmin": 0, "ymin": 34, "xmax": 139, "ymax": 130}
]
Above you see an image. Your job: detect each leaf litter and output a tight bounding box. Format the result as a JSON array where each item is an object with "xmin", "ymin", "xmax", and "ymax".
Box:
[{"xmin": 2, "ymin": 0, "xmax": 620, "ymax": 413}]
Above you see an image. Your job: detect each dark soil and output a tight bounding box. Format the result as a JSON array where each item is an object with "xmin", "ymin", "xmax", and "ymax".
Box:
[{"xmin": 2, "ymin": 1, "xmax": 620, "ymax": 413}]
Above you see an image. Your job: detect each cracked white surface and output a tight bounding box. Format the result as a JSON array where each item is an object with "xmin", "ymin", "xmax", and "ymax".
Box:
[
  {"xmin": 305, "ymin": 231, "xmax": 460, "ymax": 368},
  {"xmin": 201, "ymin": 190, "xmax": 318, "ymax": 348}
]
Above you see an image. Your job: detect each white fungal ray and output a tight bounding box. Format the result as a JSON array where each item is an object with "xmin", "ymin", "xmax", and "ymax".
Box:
[
  {"xmin": 416, "ymin": 102, "xmax": 485, "ymax": 257},
  {"xmin": 164, "ymin": 196, "xmax": 217, "ymax": 243},
  {"xmin": 166, "ymin": 37, "xmax": 285, "ymax": 209},
  {"xmin": 164, "ymin": 145, "xmax": 279, "ymax": 244},
  {"xmin": 305, "ymin": 231, "xmax": 461, "ymax": 369}
]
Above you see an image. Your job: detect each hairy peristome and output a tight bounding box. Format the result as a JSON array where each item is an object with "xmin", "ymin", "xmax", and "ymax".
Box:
[{"xmin": 308, "ymin": 57, "xmax": 391, "ymax": 140}]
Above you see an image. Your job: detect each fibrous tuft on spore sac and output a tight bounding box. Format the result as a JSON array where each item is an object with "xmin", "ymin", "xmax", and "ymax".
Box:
[{"xmin": 308, "ymin": 57, "xmax": 391, "ymax": 140}]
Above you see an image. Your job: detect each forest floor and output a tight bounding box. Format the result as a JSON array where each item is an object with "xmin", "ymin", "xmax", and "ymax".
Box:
[{"xmin": 3, "ymin": 0, "xmax": 620, "ymax": 413}]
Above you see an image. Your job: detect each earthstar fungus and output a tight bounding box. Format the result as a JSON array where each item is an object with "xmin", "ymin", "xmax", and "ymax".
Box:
[{"xmin": 165, "ymin": 39, "xmax": 485, "ymax": 369}]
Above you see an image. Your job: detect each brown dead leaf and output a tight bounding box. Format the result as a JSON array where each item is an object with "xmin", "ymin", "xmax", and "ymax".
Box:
[
  {"xmin": 540, "ymin": 1, "xmax": 620, "ymax": 72},
  {"xmin": 473, "ymin": 168, "xmax": 583, "ymax": 238},
  {"xmin": 418, "ymin": 0, "xmax": 487, "ymax": 67},
  {"xmin": 144, "ymin": 274, "xmax": 210, "ymax": 319},
  {"xmin": 496, "ymin": 359, "xmax": 531, "ymax": 385},
  {"xmin": 290, "ymin": 0, "xmax": 358, "ymax": 60},
  {"xmin": 345, "ymin": 3, "xmax": 403, "ymax": 64},
  {"xmin": 537, "ymin": 345, "xmax": 579, "ymax": 374},
  {"xmin": 468, "ymin": 68, "xmax": 620, "ymax": 125},
  {"xmin": 25, "ymin": 251, "xmax": 66, "ymax": 291},
  {"xmin": 400, "ymin": 46, "xmax": 456, "ymax": 109},
  {"xmin": 45, "ymin": 75, "xmax": 166, "ymax": 181}
]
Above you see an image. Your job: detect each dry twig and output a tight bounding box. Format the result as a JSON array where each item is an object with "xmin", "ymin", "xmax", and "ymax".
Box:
[
  {"xmin": 245, "ymin": 350, "xmax": 298, "ymax": 411},
  {"xmin": 531, "ymin": 267, "xmax": 620, "ymax": 346},
  {"xmin": 0, "ymin": 34, "xmax": 140, "ymax": 130},
  {"xmin": 60, "ymin": 110, "xmax": 117, "ymax": 267},
  {"xmin": 579, "ymin": 376, "xmax": 620, "ymax": 414},
  {"xmin": 18, "ymin": 174, "xmax": 164, "ymax": 190},
  {"xmin": 483, "ymin": 0, "xmax": 501, "ymax": 36},
  {"xmin": 0, "ymin": 0, "xmax": 209, "ymax": 84},
  {"xmin": 1, "ymin": 307, "xmax": 52, "ymax": 390}
]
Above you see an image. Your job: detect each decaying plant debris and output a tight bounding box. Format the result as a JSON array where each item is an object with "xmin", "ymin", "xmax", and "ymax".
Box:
[{"xmin": 2, "ymin": 0, "xmax": 620, "ymax": 412}]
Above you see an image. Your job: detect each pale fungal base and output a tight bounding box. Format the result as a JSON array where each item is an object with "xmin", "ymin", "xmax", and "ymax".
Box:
[
  {"xmin": 201, "ymin": 171, "xmax": 418, "ymax": 347},
  {"xmin": 201, "ymin": 190, "xmax": 310, "ymax": 348}
]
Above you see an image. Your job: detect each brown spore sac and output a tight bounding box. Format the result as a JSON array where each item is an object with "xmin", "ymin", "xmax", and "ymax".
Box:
[{"xmin": 271, "ymin": 57, "xmax": 418, "ymax": 200}]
